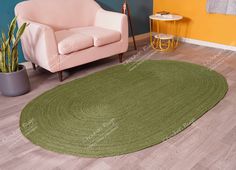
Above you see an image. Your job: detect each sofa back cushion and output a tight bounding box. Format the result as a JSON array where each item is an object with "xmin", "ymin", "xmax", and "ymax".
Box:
[{"xmin": 15, "ymin": 0, "xmax": 101, "ymax": 30}]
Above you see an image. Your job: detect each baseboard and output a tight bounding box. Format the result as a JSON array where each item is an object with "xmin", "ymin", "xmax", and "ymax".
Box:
[
  {"xmin": 180, "ymin": 37, "xmax": 236, "ymax": 51},
  {"xmin": 130, "ymin": 33, "xmax": 236, "ymax": 52}
]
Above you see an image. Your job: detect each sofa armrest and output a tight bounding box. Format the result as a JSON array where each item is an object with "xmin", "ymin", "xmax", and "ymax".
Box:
[
  {"xmin": 19, "ymin": 19, "xmax": 60, "ymax": 72},
  {"xmin": 95, "ymin": 9, "xmax": 128, "ymax": 45}
]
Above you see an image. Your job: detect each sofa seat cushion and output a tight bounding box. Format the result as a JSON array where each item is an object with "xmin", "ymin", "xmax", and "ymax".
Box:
[
  {"xmin": 55, "ymin": 30, "xmax": 93, "ymax": 55},
  {"xmin": 71, "ymin": 27, "xmax": 121, "ymax": 47}
]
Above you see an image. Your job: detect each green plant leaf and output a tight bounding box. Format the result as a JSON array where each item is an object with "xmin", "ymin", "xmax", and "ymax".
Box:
[
  {"xmin": 0, "ymin": 50, "xmax": 3, "ymax": 72},
  {"xmin": 1, "ymin": 43, "xmax": 7, "ymax": 73},
  {"xmin": 0, "ymin": 17, "xmax": 27, "ymax": 73},
  {"xmin": 13, "ymin": 23, "xmax": 27, "ymax": 48},
  {"xmin": 5, "ymin": 39, "xmax": 12, "ymax": 72},
  {"xmin": 11, "ymin": 22, "xmax": 27, "ymax": 72},
  {"xmin": 2, "ymin": 32, "xmax": 7, "ymax": 44},
  {"xmin": 11, "ymin": 43, "xmax": 19, "ymax": 72},
  {"xmin": 11, "ymin": 34, "xmax": 16, "ymax": 45},
  {"xmin": 0, "ymin": 51, "xmax": 2, "ymax": 62},
  {"xmin": 8, "ymin": 17, "xmax": 17, "ymax": 44}
]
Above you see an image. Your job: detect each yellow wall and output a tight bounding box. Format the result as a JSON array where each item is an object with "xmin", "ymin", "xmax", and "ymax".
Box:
[{"xmin": 154, "ymin": 0, "xmax": 236, "ymax": 46}]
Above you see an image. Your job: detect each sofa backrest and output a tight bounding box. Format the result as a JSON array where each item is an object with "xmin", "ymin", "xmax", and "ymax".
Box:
[{"xmin": 15, "ymin": 0, "xmax": 101, "ymax": 30}]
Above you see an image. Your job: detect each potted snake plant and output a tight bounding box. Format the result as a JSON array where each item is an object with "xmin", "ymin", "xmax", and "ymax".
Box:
[{"xmin": 0, "ymin": 17, "xmax": 30, "ymax": 97}]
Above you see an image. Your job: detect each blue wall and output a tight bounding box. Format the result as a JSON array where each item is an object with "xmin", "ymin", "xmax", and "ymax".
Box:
[
  {"xmin": 0, "ymin": 0, "xmax": 24, "ymax": 62},
  {"xmin": 0, "ymin": 0, "xmax": 153, "ymax": 63}
]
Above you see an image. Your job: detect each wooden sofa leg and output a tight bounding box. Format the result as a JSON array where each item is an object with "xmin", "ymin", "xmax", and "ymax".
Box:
[
  {"xmin": 58, "ymin": 71, "xmax": 63, "ymax": 82},
  {"xmin": 119, "ymin": 53, "xmax": 123, "ymax": 63},
  {"xmin": 32, "ymin": 63, "xmax": 36, "ymax": 70}
]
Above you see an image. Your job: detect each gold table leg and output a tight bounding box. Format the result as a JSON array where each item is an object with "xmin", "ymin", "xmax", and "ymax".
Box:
[{"xmin": 149, "ymin": 18, "xmax": 181, "ymax": 52}]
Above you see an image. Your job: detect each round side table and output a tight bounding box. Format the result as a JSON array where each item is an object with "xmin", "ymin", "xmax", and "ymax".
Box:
[{"xmin": 149, "ymin": 14, "xmax": 183, "ymax": 51}]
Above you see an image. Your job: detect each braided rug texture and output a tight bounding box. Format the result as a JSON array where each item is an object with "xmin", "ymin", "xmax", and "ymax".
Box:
[{"xmin": 20, "ymin": 60, "xmax": 228, "ymax": 157}]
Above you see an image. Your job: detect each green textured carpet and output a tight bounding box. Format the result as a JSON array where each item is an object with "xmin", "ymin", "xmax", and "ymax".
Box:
[{"xmin": 20, "ymin": 60, "xmax": 228, "ymax": 157}]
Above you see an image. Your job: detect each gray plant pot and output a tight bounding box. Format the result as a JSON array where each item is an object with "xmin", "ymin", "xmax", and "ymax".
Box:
[{"xmin": 0, "ymin": 65, "xmax": 31, "ymax": 97}]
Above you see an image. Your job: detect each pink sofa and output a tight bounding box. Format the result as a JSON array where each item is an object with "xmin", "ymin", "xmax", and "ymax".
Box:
[{"xmin": 15, "ymin": 0, "xmax": 128, "ymax": 81}]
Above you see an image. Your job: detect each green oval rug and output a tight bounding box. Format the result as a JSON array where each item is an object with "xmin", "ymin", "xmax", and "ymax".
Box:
[{"xmin": 20, "ymin": 60, "xmax": 228, "ymax": 157}]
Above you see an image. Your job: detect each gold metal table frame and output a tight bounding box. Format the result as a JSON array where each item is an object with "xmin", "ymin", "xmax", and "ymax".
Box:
[{"xmin": 149, "ymin": 14, "xmax": 183, "ymax": 52}]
